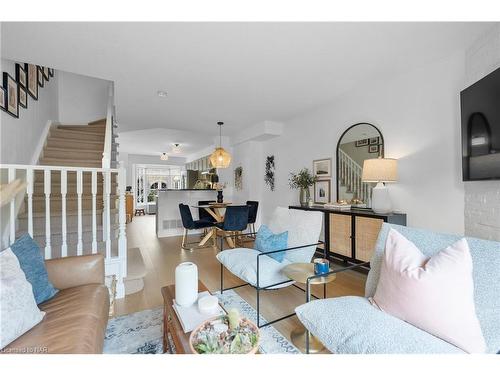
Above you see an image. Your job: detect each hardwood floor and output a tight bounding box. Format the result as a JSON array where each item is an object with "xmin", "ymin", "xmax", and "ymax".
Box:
[{"xmin": 115, "ymin": 215, "xmax": 367, "ymax": 348}]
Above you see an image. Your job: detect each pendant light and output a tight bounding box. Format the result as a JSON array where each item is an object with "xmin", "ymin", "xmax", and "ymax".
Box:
[
  {"xmin": 160, "ymin": 152, "xmax": 169, "ymax": 161},
  {"xmin": 209, "ymin": 121, "xmax": 231, "ymax": 168}
]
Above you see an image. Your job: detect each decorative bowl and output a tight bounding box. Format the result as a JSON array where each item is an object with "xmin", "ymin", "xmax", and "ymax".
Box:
[{"xmin": 189, "ymin": 316, "xmax": 259, "ymax": 354}]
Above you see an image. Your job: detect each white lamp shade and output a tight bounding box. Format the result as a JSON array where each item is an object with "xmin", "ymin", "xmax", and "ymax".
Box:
[{"xmin": 362, "ymin": 158, "xmax": 398, "ymax": 183}]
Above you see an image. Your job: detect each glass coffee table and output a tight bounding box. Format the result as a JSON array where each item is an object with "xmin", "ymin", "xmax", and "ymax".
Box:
[{"xmin": 282, "ymin": 262, "xmax": 336, "ymax": 354}]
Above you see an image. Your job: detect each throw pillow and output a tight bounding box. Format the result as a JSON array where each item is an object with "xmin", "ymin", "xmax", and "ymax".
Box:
[
  {"xmin": 0, "ymin": 248, "xmax": 45, "ymax": 349},
  {"xmin": 10, "ymin": 234, "xmax": 58, "ymax": 304},
  {"xmin": 254, "ymin": 224, "xmax": 288, "ymax": 262},
  {"xmin": 371, "ymin": 228, "xmax": 486, "ymax": 353}
]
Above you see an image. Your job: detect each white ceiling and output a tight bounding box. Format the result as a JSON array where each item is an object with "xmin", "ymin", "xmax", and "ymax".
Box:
[{"xmin": 1, "ymin": 22, "xmax": 494, "ymax": 141}]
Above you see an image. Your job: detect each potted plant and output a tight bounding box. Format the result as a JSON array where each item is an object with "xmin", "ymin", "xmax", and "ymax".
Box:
[{"xmin": 289, "ymin": 168, "xmax": 318, "ymax": 207}]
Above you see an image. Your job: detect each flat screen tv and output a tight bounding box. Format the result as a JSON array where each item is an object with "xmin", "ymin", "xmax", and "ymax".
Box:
[{"xmin": 461, "ymin": 66, "xmax": 500, "ymax": 181}]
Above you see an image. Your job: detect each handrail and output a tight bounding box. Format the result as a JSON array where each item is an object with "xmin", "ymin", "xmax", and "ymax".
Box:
[
  {"xmin": 102, "ymin": 83, "xmax": 114, "ymax": 169},
  {"xmin": 0, "ymin": 164, "xmax": 119, "ymax": 173}
]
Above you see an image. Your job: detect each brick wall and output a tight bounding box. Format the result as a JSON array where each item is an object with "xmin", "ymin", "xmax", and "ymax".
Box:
[{"xmin": 464, "ymin": 24, "xmax": 500, "ymax": 241}]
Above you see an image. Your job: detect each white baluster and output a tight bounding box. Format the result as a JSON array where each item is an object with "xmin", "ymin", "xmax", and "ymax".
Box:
[
  {"xmin": 117, "ymin": 165, "xmax": 127, "ymax": 298},
  {"xmin": 104, "ymin": 171, "xmax": 111, "ymax": 259},
  {"xmin": 91, "ymin": 170, "xmax": 97, "ymax": 254},
  {"xmin": 76, "ymin": 170, "xmax": 83, "ymax": 255},
  {"xmin": 60, "ymin": 169, "xmax": 68, "ymax": 257},
  {"xmin": 44, "ymin": 170, "xmax": 52, "ymax": 259},
  {"xmin": 8, "ymin": 168, "xmax": 15, "ymax": 245},
  {"xmin": 26, "ymin": 168, "xmax": 34, "ymax": 237}
]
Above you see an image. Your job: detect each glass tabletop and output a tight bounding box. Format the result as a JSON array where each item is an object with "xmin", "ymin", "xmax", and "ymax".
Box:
[{"xmin": 281, "ymin": 263, "xmax": 336, "ymax": 285}]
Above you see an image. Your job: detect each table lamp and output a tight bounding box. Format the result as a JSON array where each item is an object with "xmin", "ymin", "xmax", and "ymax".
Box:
[{"xmin": 361, "ymin": 158, "xmax": 398, "ymax": 214}]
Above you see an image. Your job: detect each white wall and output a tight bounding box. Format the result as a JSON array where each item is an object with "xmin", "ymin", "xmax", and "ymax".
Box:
[
  {"xmin": 463, "ymin": 24, "xmax": 500, "ymax": 241},
  {"xmin": 58, "ymin": 70, "xmax": 109, "ymax": 125},
  {"xmin": 235, "ymin": 52, "xmax": 467, "ymax": 235},
  {"xmin": 0, "ymin": 58, "xmax": 59, "ymax": 164}
]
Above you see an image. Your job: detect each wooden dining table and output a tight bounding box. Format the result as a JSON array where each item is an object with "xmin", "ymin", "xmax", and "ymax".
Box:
[{"xmin": 190, "ymin": 202, "xmax": 236, "ymax": 248}]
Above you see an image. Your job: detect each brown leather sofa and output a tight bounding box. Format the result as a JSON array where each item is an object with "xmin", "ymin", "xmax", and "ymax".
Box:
[{"xmin": 3, "ymin": 254, "xmax": 110, "ymax": 354}]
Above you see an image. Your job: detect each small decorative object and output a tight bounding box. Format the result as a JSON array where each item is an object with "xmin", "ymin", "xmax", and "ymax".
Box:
[
  {"xmin": 234, "ymin": 166, "xmax": 243, "ymax": 191},
  {"xmin": 175, "ymin": 262, "xmax": 199, "ymax": 307},
  {"xmin": 264, "ymin": 155, "xmax": 275, "ymax": 191},
  {"xmin": 37, "ymin": 66, "xmax": 44, "ymax": 87},
  {"xmin": 26, "ymin": 63, "xmax": 38, "ymax": 100},
  {"xmin": 209, "ymin": 122, "xmax": 231, "ymax": 168},
  {"xmin": 369, "ymin": 136, "xmax": 379, "ymax": 145},
  {"xmin": 314, "ymin": 179, "xmax": 331, "ymax": 204},
  {"xmin": 355, "ymin": 139, "xmax": 369, "ymax": 147},
  {"xmin": 214, "ymin": 182, "xmax": 226, "ymax": 203},
  {"xmin": 15, "ymin": 63, "xmax": 27, "ymax": 88},
  {"xmin": 217, "ymin": 190, "xmax": 223, "ymax": 203},
  {"xmin": 0, "ymin": 86, "xmax": 6, "ymax": 112},
  {"xmin": 361, "ymin": 158, "xmax": 398, "ymax": 214},
  {"xmin": 198, "ymin": 295, "xmax": 219, "ymax": 315},
  {"xmin": 42, "ymin": 67, "xmax": 50, "ymax": 80},
  {"xmin": 313, "ymin": 158, "xmax": 331, "ymax": 178},
  {"xmin": 289, "ymin": 168, "xmax": 318, "ymax": 207},
  {"xmin": 313, "ymin": 258, "xmax": 330, "ymax": 275},
  {"xmin": 307, "ymin": 197, "xmax": 314, "ymax": 207},
  {"xmin": 189, "ymin": 311, "xmax": 259, "ymax": 354},
  {"xmin": 19, "ymin": 86, "xmax": 28, "ymax": 109},
  {"xmin": 48, "ymin": 68, "xmax": 54, "ymax": 77},
  {"xmin": 369, "ymin": 144, "xmax": 380, "ymax": 153},
  {"xmin": 3, "ymin": 72, "xmax": 19, "ymax": 118}
]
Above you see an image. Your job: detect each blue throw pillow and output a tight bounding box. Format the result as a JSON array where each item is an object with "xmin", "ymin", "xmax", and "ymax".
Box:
[
  {"xmin": 10, "ymin": 234, "xmax": 58, "ymax": 304},
  {"xmin": 254, "ymin": 225, "xmax": 288, "ymax": 262}
]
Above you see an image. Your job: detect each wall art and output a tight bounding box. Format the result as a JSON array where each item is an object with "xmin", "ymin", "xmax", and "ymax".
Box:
[{"xmin": 264, "ymin": 155, "xmax": 275, "ymax": 191}]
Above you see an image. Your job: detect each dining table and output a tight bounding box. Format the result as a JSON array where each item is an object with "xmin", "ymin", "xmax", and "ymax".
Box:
[{"xmin": 190, "ymin": 202, "xmax": 236, "ymax": 248}]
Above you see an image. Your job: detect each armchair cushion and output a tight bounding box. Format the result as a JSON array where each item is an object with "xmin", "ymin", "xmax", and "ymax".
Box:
[
  {"xmin": 295, "ymin": 296, "xmax": 463, "ymax": 354},
  {"xmin": 217, "ymin": 248, "xmax": 293, "ymax": 288},
  {"xmin": 254, "ymin": 224, "xmax": 288, "ymax": 262}
]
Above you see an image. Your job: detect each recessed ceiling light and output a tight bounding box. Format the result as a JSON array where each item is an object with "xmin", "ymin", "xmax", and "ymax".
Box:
[{"xmin": 157, "ymin": 90, "xmax": 168, "ymax": 98}]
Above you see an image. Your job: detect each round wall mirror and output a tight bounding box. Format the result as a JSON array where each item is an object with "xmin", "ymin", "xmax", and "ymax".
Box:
[{"xmin": 336, "ymin": 123, "xmax": 384, "ymax": 206}]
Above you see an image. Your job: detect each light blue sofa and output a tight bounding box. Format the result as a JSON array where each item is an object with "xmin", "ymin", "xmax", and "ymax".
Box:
[{"xmin": 295, "ymin": 223, "xmax": 500, "ymax": 354}]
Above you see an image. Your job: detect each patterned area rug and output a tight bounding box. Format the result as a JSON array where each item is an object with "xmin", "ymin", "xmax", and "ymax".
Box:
[{"xmin": 103, "ymin": 289, "xmax": 299, "ymax": 354}]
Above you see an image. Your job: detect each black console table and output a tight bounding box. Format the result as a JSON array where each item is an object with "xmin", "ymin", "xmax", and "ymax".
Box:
[{"xmin": 289, "ymin": 205, "xmax": 406, "ymax": 266}]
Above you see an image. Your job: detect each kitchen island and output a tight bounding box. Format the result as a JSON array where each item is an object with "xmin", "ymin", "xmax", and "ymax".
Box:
[{"xmin": 156, "ymin": 189, "xmax": 217, "ymax": 237}]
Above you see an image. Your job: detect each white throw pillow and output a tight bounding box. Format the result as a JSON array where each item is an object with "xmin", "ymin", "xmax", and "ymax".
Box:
[{"xmin": 0, "ymin": 248, "xmax": 45, "ymax": 349}]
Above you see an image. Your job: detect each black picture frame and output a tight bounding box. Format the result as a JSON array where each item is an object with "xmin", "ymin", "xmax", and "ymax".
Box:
[
  {"xmin": 26, "ymin": 63, "xmax": 38, "ymax": 100},
  {"xmin": 43, "ymin": 67, "xmax": 50, "ymax": 80},
  {"xmin": 15, "ymin": 63, "xmax": 27, "ymax": 89},
  {"xmin": 355, "ymin": 139, "xmax": 369, "ymax": 147},
  {"xmin": 369, "ymin": 136, "xmax": 379, "ymax": 145},
  {"xmin": 369, "ymin": 144, "xmax": 380, "ymax": 153},
  {"xmin": 48, "ymin": 68, "xmax": 54, "ymax": 77},
  {"xmin": 19, "ymin": 85, "xmax": 28, "ymax": 109},
  {"xmin": 3, "ymin": 72, "xmax": 19, "ymax": 118},
  {"xmin": 37, "ymin": 66, "xmax": 44, "ymax": 87},
  {"xmin": 0, "ymin": 86, "xmax": 6, "ymax": 112}
]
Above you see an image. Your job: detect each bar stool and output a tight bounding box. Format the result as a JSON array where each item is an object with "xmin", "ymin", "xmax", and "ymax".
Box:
[
  {"xmin": 179, "ymin": 204, "xmax": 216, "ymax": 250},
  {"xmin": 215, "ymin": 205, "xmax": 249, "ymax": 248}
]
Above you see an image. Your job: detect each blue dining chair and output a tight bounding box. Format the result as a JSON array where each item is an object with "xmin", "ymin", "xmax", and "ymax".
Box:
[
  {"xmin": 179, "ymin": 203, "xmax": 216, "ymax": 250},
  {"xmin": 215, "ymin": 205, "xmax": 249, "ymax": 248}
]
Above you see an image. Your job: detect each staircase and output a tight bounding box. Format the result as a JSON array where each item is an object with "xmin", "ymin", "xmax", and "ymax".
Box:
[{"xmin": 338, "ymin": 149, "xmax": 373, "ymax": 205}]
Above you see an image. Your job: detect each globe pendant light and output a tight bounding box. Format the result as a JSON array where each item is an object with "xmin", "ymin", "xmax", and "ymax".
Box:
[{"xmin": 209, "ymin": 121, "xmax": 231, "ymax": 168}]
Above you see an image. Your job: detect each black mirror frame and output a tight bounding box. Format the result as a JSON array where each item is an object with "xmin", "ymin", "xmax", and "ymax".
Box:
[{"xmin": 335, "ymin": 122, "xmax": 384, "ymax": 202}]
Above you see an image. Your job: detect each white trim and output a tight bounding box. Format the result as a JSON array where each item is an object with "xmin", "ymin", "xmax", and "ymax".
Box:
[{"xmin": 30, "ymin": 120, "xmax": 56, "ymax": 165}]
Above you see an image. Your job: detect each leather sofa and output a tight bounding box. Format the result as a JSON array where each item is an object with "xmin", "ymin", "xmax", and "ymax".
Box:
[{"xmin": 3, "ymin": 254, "xmax": 110, "ymax": 354}]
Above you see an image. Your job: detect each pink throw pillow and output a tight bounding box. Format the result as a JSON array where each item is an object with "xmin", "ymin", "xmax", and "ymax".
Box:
[{"xmin": 371, "ymin": 228, "xmax": 486, "ymax": 353}]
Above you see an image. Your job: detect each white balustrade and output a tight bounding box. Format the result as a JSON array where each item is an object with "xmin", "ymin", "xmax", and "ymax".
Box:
[
  {"xmin": 338, "ymin": 148, "xmax": 372, "ymax": 204},
  {"xmin": 0, "ymin": 164, "xmax": 127, "ymax": 299}
]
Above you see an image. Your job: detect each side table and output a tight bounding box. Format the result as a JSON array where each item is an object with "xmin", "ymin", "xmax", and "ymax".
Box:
[{"xmin": 281, "ymin": 262, "xmax": 336, "ymax": 354}]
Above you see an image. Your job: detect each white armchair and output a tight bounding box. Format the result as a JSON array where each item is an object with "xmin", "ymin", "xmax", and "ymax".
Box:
[{"xmin": 216, "ymin": 206, "xmax": 323, "ymax": 328}]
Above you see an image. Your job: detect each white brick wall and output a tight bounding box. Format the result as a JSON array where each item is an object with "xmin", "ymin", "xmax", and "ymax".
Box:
[{"xmin": 464, "ymin": 24, "xmax": 500, "ymax": 241}]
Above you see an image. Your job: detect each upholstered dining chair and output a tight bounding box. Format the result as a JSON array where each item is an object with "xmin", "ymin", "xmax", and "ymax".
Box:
[
  {"xmin": 179, "ymin": 203, "xmax": 216, "ymax": 250},
  {"xmin": 216, "ymin": 207, "xmax": 323, "ymax": 328},
  {"xmin": 246, "ymin": 201, "xmax": 259, "ymax": 237},
  {"xmin": 215, "ymin": 205, "xmax": 249, "ymax": 248},
  {"xmin": 198, "ymin": 200, "xmax": 217, "ymax": 236}
]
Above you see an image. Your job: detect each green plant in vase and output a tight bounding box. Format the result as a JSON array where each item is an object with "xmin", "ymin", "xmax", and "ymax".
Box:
[{"xmin": 289, "ymin": 168, "xmax": 318, "ymax": 207}]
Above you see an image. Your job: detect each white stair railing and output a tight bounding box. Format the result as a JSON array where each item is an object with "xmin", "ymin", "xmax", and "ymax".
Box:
[
  {"xmin": 338, "ymin": 149, "xmax": 373, "ymax": 206},
  {"xmin": 0, "ymin": 163, "xmax": 127, "ymax": 298},
  {"xmin": 102, "ymin": 83, "xmax": 114, "ymax": 169}
]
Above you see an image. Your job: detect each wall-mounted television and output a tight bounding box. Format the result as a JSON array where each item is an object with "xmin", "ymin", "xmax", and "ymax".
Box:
[{"xmin": 461, "ymin": 66, "xmax": 500, "ymax": 181}]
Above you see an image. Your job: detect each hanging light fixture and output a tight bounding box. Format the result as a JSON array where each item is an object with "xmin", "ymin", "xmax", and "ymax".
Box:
[
  {"xmin": 171, "ymin": 143, "xmax": 182, "ymax": 154},
  {"xmin": 160, "ymin": 152, "xmax": 169, "ymax": 161},
  {"xmin": 209, "ymin": 121, "xmax": 231, "ymax": 168}
]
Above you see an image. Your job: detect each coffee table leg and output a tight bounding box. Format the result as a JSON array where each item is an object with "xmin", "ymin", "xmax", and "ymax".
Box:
[{"xmin": 163, "ymin": 306, "xmax": 168, "ymax": 353}]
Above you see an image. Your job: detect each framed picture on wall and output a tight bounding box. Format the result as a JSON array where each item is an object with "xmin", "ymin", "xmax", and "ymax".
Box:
[
  {"xmin": 3, "ymin": 72, "xmax": 19, "ymax": 118},
  {"xmin": 314, "ymin": 179, "xmax": 331, "ymax": 204},
  {"xmin": 313, "ymin": 158, "xmax": 332, "ymax": 178},
  {"xmin": 15, "ymin": 63, "xmax": 27, "ymax": 88},
  {"xmin": 48, "ymin": 68, "xmax": 54, "ymax": 77},
  {"xmin": 37, "ymin": 66, "xmax": 44, "ymax": 87},
  {"xmin": 0, "ymin": 86, "xmax": 6, "ymax": 112},
  {"xmin": 369, "ymin": 144, "xmax": 380, "ymax": 153},
  {"xmin": 26, "ymin": 63, "xmax": 38, "ymax": 100},
  {"xmin": 19, "ymin": 86, "xmax": 28, "ymax": 109},
  {"xmin": 43, "ymin": 67, "xmax": 50, "ymax": 80},
  {"xmin": 355, "ymin": 139, "xmax": 368, "ymax": 147},
  {"xmin": 369, "ymin": 136, "xmax": 379, "ymax": 145}
]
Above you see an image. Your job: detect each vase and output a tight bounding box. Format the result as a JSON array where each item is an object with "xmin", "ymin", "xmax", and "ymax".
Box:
[
  {"xmin": 217, "ymin": 190, "xmax": 224, "ymax": 203},
  {"xmin": 299, "ymin": 187, "xmax": 310, "ymax": 207}
]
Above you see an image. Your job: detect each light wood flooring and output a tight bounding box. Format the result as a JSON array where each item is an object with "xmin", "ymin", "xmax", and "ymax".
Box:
[{"xmin": 114, "ymin": 215, "xmax": 367, "ymax": 348}]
